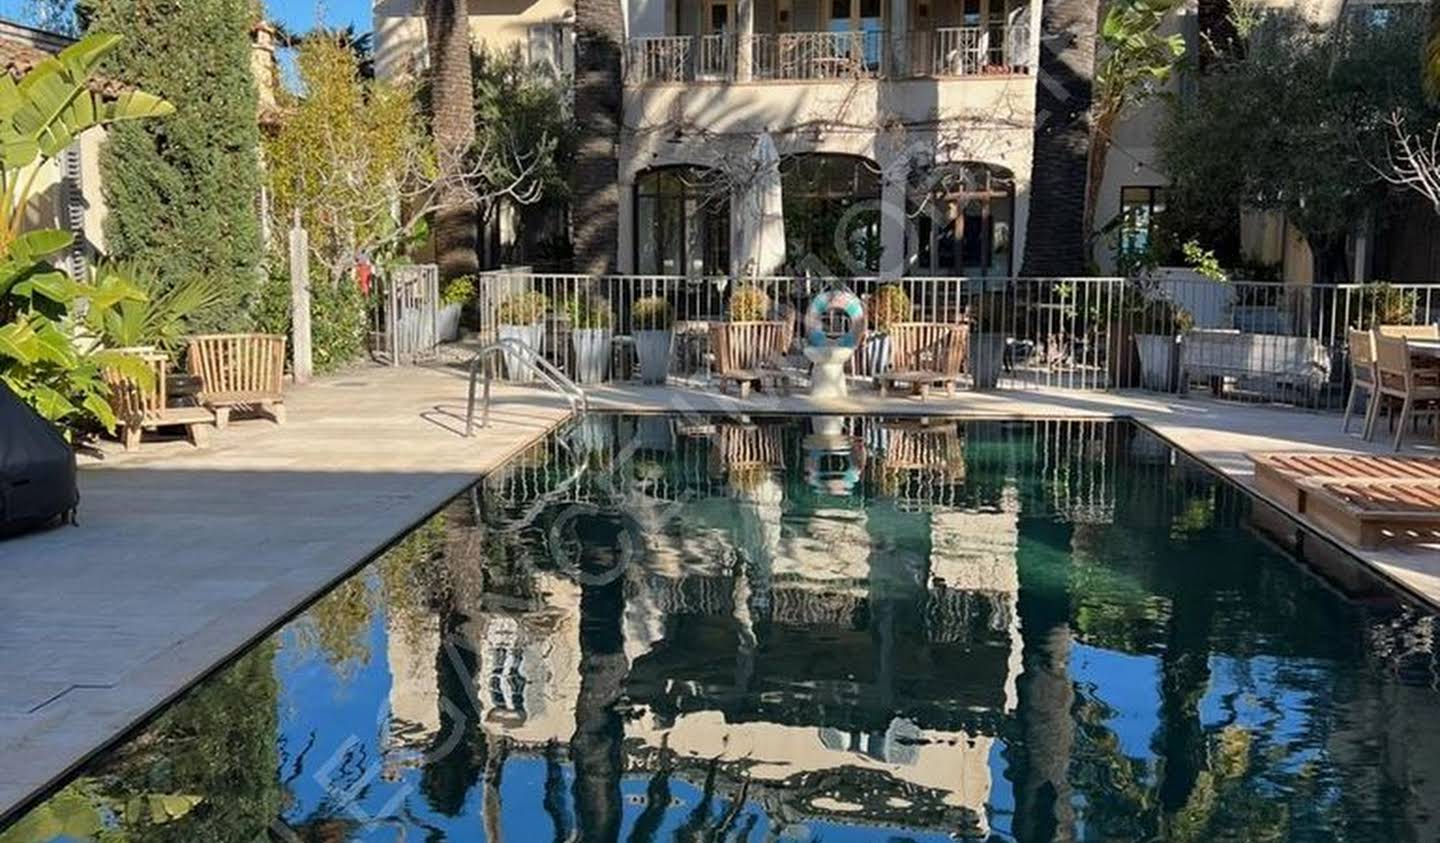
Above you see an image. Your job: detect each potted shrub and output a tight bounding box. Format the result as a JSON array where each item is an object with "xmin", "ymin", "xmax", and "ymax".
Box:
[
  {"xmin": 729, "ymin": 284, "xmax": 771, "ymax": 322},
  {"xmin": 967, "ymin": 292, "xmax": 1008, "ymax": 390},
  {"xmin": 497, "ymin": 290, "xmax": 549, "ymax": 381},
  {"xmin": 632, "ymin": 296, "xmax": 674, "ymax": 384},
  {"xmin": 1132, "ymin": 293, "xmax": 1192, "ymax": 392},
  {"xmin": 437, "ymin": 275, "xmax": 473, "ymax": 342},
  {"xmin": 862, "ymin": 283, "xmax": 911, "ymax": 375},
  {"xmin": 565, "ymin": 296, "xmax": 613, "ymax": 384}
]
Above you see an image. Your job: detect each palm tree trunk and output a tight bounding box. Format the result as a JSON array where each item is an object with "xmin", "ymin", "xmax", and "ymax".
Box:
[
  {"xmin": 427, "ymin": 0, "xmax": 480, "ymax": 281},
  {"xmin": 1021, "ymin": 0, "xmax": 1099, "ymax": 277},
  {"xmin": 572, "ymin": 0, "xmax": 625, "ymax": 274}
]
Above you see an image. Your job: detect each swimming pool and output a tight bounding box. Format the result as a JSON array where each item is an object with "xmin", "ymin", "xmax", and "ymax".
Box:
[{"xmin": 4, "ymin": 415, "xmax": 1440, "ymax": 842}]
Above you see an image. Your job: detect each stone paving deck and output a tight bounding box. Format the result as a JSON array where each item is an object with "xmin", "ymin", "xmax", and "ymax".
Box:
[
  {"xmin": 0, "ymin": 363, "xmax": 572, "ymax": 823},
  {"xmin": 3, "ymin": 365, "xmax": 1440, "ymax": 824}
]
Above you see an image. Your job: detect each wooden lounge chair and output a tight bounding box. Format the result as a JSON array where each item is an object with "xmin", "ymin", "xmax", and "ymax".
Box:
[
  {"xmin": 186, "ymin": 333, "xmax": 287, "ymax": 429},
  {"xmin": 1297, "ymin": 477, "xmax": 1440, "ymax": 548},
  {"xmin": 710, "ymin": 321, "xmax": 793, "ymax": 399},
  {"xmin": 876, "ymin": 322, "xmax": 969, "ymax": 399},
  {"xmin": 1252, "ymin": 452, "xmax": 1440, "ymax": 513},
  {"xmin": 104, "ymin": 350, "xmax": 216, "ymax": 451}
]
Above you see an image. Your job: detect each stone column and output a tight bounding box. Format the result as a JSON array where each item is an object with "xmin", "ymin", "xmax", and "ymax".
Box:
[
  {"xmin": 736, "ymin": 0, "xmax": 755, "ymax": 81},
  {"xmin": 888, "ymin": 0, "xmax": 909, "ymax": 77},
  {"xmin": 879, "ymin": 157, "xmax": 909, "ymax": 280}
]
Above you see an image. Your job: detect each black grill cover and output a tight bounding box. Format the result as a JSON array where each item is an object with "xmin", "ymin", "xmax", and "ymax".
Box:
[{"xmin": 0, "ymin": 381, "xmax": 78, "ymax": 537}]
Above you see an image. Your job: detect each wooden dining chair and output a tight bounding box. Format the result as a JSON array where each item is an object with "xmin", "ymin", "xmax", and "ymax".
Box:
[
  {"xmin": 1372, "ymin": 334, "xmax": 1440, "ymax": 450},
  {"xmin": 1377, "ymin": 324, "xmax": 1440, "ymax": 340},
  {"xmin": 1343, "ymin": 329, "xmax": 1379, "ymax": 436}
]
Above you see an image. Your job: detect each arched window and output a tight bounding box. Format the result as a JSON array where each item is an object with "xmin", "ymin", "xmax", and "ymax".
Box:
[
  {"xmin": 780, "ymin": 154, "xmax": 882, "ymax": 276},
  {"xmin": 908, "ymin": 163, "xmax": 1014, "ymax": 277},
  {"xmin": 634, "ymin": 166, "xmax": 730, "ymax": 276}
]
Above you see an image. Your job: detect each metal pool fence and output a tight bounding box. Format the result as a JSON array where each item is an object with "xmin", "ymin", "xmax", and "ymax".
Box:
[{"xmin": 473, "ymin": 272, "xmax": 1440, "ymax": 409}]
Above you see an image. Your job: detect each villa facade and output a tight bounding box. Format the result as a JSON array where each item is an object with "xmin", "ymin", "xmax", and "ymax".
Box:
[{"xmin": 373, "ymin": 0, "xmax": 1432, "ymax": 282}]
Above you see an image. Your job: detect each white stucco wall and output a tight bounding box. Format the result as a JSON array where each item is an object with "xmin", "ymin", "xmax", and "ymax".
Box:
[{"xmin": 619, "ymin": 75, "xmax": 1037, "ymax": 274}]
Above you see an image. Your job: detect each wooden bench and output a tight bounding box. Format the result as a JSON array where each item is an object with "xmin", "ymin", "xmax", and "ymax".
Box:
[
  {"xmin": 1180, "ymin": 330, "xmax": 1331, "ymax": 399},
  {"xmin": 187, "ymin": 333, "xmax": 287, "ymax": 429},
  {"xmin": 710, "ymin": 321, "xmax": 793, "ymax": 399},
  {"xmin": 104, "ymin": 351, "xmax": 216, "ymax": 451},
  {"xmin": 1250, "ymin": 451, "xmax": 1440, "ymax": 547},
  {"xmin": 876, "ymin": 322, "xmax": 969, "ymax": 399}
]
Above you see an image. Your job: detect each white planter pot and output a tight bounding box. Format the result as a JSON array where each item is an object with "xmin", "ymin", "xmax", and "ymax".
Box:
[
  {"xmin": 498, "ymin": 322, "xmax": 544, "ymax": 381},
  {"xmin": 437, "ymin": 303, "xmax": 463, "ymax": 342},
  {"xmin": 571, "ymin": 328, "xmax": 612, "ymax": 384},
  {"xmin": 969, "ymin": 333, "xmax": 1005, "ymax": 390},
  {"xmin": 1135, "ymin": 333, "xmax": 1179, "ymax": 392},
  {"xmin": 634, "ymin": 329, "xmax": 673, "ymax": 384}
]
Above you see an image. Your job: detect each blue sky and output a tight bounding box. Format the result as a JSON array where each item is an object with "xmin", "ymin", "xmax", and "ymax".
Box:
[
  {"xmin": 0, "ymin": 0, "xmax": 372, "ymax": 35},
  {"xmin": 264, "ymin": 0, "xmax": 371, "ymax": 34}
]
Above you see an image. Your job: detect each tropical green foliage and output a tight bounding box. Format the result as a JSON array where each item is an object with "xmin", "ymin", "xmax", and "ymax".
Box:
[
  {"xmin": 470, "ymin": 45, "xmax": 574, "ymax": 213},
  {"xmin": 0, "ymin": 33, "xmax": 174, "ymax": 434},
  {"xmin": 1086, "ymin": 0, "xmax": 1186, "ymax": 257},
  {"xmin": 253, "ymin": 267, "xmax": 366, "ymax": 374},
  {"xmin": 82, "ymin": 0, "xmax": 262, "ymax": 329},
  {"xmin": 441, "ymin": 275, "xmax": 475, "ymax": 308},
  {"xmin": 1159, "ymin": 9, "xmax": 1436, "ymax": 280},
  {"xmin": 95, "ymin": 261, "xmax": 226, "ymax": 353},
  {"xmin": 266, "ymin": 36, "xmax": 431, "ymax": 285}
]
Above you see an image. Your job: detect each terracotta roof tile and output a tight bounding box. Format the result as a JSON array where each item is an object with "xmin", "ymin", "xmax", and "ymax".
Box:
[{"xmin": 0, "ymin": 32, "xmax": 131, "ymax": 97}]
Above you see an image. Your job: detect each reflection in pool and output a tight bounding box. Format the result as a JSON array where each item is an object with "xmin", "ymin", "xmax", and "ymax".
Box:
[{"xmin": 6, "ymin": 416, "xmax": 1440, "ymax": 842}]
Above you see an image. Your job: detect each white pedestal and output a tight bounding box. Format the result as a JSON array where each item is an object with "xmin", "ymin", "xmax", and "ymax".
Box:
[{"xmin": 804, "ymin": 346, "xmax": 855, "ymax": 399}]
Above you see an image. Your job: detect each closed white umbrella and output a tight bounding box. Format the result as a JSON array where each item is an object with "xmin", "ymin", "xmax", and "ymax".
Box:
[{"xmin": 738, "ymin": 132, "xmax": 786, "ymax": 279}]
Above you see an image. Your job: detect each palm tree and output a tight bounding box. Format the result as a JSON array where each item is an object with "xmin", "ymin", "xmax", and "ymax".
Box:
[
  {"xmin": 1426, "ymin": 0, "xmax": 1440, "ymax": 101},
  {"xmin": 426, "ymin": 0, "xmax": 480, "ymax": 281},
  {"xmin": 571, "ymin": 0, "xmax": 625, "ymax": 274},
  {"xmin": 1020, "ymin": 0, "xmax": 1099, "ymax": 277}
]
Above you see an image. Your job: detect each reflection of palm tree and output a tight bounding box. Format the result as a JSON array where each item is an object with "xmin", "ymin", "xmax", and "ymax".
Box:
[
  {"xmin": 421, "ymin": 607, "xmax": 483, "ymax": 816},
  {"xmin": 544, "ymin": 741, "xmax": 573, "ymax": 842},
  {"xmin": 626, "ymin": 752, "xmax": 674, "ymax": 843},
  {"xmin": 1013, "ymin": 522, "xmax": 1078, "ymax": 843},
  {"xmin": 571, "ymin": 513, "xmax": 630, "ymax": 842}
]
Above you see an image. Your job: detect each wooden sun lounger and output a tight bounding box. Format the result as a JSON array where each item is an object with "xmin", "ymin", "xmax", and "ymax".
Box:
[
  {"xmin": 710, "ymin": 322, "xmax": 794, "ymax": 399},
  {"xmin": 1252, "ymin": 452, "xmax": 1440, "ymax": 512},
  {"xmin": 1249, "ymin": 451, "xmax": 1440, "ymax": 548},
  {"xmin": 1298, "ymin": 478, "xmax": 1440, "ymax": 548}
]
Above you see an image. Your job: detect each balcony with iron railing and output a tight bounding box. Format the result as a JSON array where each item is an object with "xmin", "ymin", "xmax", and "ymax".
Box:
[{"xmin": 624, "ymin": 27, "xmax": 1032, "ymax": 85}]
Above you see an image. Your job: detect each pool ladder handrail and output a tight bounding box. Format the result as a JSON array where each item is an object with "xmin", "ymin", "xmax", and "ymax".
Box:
[{"xmin": 466, "ymin": 338, "xmax": 588, "ymax": 434}]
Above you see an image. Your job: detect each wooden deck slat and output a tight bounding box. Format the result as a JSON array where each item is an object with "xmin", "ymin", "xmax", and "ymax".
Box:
[{"xmin": 1250, "ymin": 451, "xmax": 1440, "ymax": 548}]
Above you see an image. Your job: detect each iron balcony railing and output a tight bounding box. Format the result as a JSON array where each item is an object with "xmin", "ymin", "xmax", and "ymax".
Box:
[
  {"xmin": 624, "ymin": 27, "xmax": 1031, "ymax": 85},
  {"xmin": 473, "ymin": 272, "xmax": 1440, "ymax": 411}
]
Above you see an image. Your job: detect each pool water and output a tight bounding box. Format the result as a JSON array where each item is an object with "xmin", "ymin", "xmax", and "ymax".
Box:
[{"xmin": 5, "ymin": 416, "xmax": 1440, "ymax": 842}]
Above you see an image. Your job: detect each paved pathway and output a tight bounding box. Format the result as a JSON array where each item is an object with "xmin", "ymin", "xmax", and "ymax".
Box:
[
  {"xmin": 0, "ymin": 363, "xmax": 571, "ymax": 822},
  {"xmin": 4, "ymin": 367, "xmax": 1440, "ymax": 824}
]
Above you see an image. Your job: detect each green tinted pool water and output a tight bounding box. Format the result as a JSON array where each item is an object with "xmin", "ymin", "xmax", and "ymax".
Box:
[{"xmin": 4, "ymin": 416, "xmax": 1439, "ymax": 842}]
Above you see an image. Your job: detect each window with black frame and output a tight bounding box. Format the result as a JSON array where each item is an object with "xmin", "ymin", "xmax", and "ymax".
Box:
[
  {"xmin": 634, "ymin": 167, "xmax": 731, "ymax": 276},
  {"xmin": 907, "ymin": 163, "xmax": 1014, "ymax": 277},
  {"xmin": 1119, "ymin": 185, "xmax": 1166, "ymax": 262},
  {"xmin": 781, "ymin": 154, "xmax": 883, "ymax": 276}
]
